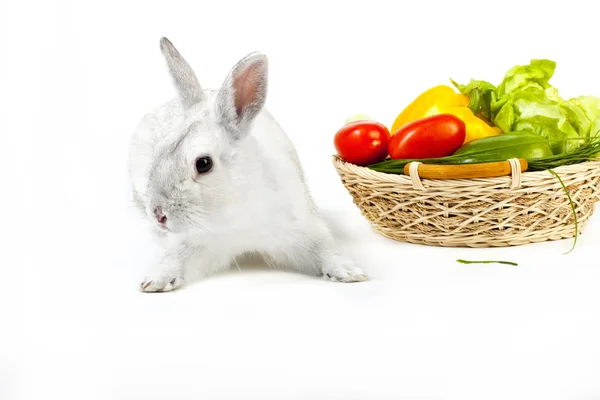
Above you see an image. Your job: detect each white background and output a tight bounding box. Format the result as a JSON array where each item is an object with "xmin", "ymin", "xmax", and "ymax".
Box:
[{"xmin": 2, "ymin": 0, "xmax": 600, "ymax": 399}]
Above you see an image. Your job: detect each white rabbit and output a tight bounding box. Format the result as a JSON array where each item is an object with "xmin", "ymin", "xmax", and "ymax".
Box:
[{"xmin": 128, "ymin": 37, "xmax": 367, "ymax": 292}]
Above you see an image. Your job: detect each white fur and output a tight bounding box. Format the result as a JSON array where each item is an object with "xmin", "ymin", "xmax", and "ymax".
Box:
[{"xmin": 129, "ymin": 38, "xmax": 367, "ymax": 292}]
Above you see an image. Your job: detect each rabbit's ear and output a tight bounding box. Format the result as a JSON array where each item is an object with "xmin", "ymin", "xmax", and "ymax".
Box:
[
  {"xmin": 216, "ymin": 52, "xmax": 268, "ymax": 140},
  {"xmin": 159, "ymin": 37, "xmax": 205, "ymax": 109}
]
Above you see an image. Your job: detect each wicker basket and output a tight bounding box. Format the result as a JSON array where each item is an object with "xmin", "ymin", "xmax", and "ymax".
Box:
[{"xmin": 333, "ymin": 156, "xmax": 600, "ymax": 247}]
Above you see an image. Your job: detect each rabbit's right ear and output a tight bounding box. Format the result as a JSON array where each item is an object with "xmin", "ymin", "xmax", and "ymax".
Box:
[{"xmin": 159, "ymin": 37, "xmax": 205, "ymax": 109}]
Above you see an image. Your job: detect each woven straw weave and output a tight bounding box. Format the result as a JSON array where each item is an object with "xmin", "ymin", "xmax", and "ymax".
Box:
[{"xmin": 333, "ymin": 156, "xmax": 600, "ymax": 247}]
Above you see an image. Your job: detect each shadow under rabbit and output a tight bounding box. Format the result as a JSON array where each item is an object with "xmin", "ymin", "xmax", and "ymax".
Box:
[{"xmin": 182, "ymin": 251, "xmax": 323, "ymax": 286}]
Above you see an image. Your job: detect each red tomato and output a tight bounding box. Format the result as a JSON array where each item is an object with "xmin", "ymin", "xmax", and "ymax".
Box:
[
  {"xmin": 334, "ymin": 121, "xmax": 390, "ymax": 166},
  {"xmin": 388, "ymin": 114, "xmax": 466, "ymax": 160}
]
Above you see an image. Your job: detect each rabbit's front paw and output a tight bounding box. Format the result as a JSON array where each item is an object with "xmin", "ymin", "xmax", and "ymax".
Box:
[
  {"xmin": 140, "ymin": 268, "xmax": 184, "ymax": 293},
  {"xmin": 322, "ymin": 256, "xmax": 368, "ymax": 283}
]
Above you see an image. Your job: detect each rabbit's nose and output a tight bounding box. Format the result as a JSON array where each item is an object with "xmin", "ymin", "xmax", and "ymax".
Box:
[{"xmin": 153, "ymin": 207, "xmax": 167, "ymax": 225}]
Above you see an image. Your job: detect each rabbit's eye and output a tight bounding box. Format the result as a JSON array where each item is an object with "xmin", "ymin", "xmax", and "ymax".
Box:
[{"xmin": 195, "ymin": 156, "xmax": 213, "ymax": 174}]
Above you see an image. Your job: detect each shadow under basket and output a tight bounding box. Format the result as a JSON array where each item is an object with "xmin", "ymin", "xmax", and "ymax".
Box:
[{"xmin": 333, "ymin": 156, "xmax": 600, "ymax": 248}]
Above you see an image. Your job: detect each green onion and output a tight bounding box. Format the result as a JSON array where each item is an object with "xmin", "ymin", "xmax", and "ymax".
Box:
[
  {"xmin": 547, "ymin": 169, "xmax": 578, "ymax": 254},
  {"xmin": 366, "ymin": 136, "xmax": 600, "ymax": 174},
  {"xmin": 456, "ymin": 259, "xmax": 518, "ymax": 266}
]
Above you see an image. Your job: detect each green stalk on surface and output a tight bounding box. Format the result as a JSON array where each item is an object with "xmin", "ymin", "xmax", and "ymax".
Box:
[{"xmin": 456, "ymin": 259, "xmax": 518, "ymax": 266}]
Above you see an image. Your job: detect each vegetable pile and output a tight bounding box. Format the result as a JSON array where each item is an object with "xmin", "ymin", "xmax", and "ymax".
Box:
[
  {"xmin": 333, "ymin": 59, "xmax": 600, "ymax": 254},
  {"xmin": 333, "ymin": 59, "xmax": 600, "ymax": 172}
]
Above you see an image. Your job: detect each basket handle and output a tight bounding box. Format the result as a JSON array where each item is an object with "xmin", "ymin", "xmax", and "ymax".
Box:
[{"xmin": 404, "ymin": 158, "xmax": 528, "ymax": 190}]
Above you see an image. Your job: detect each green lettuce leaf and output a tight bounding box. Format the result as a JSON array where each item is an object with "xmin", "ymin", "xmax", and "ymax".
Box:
[
  {"xmin": 452, "ymin": 59, "xmax": 600, "ymax": 154},
  {"xmin": 568, "ymin": 96, "xmax": 600, "ymax": 137},
  {"xmin": 450, "ymin": 78, "xmax": 497, "ymax": 120},
  {"xmin": 495, "ymin": 59, "xmax": 556, "ymax": 97}
]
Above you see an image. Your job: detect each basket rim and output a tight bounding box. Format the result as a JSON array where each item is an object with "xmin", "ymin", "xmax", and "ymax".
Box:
[{"xmin": 332, "ymin": 155, "xmax": 600, "ymax": 186}]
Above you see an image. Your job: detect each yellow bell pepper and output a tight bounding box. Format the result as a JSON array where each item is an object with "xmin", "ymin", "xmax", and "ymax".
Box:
[{"xmin": 390, "ymin": 85, "xmax": 503, "ymax": 144}]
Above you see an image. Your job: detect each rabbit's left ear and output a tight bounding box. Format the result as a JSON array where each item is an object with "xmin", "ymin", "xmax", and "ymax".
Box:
[
  {"xmin": 216, "ymin": 52, "xmax": 268, "ymax": 141},
  {"xmin": 160, "ymin": 37, "xmax": 205, "ymax": 109}
]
